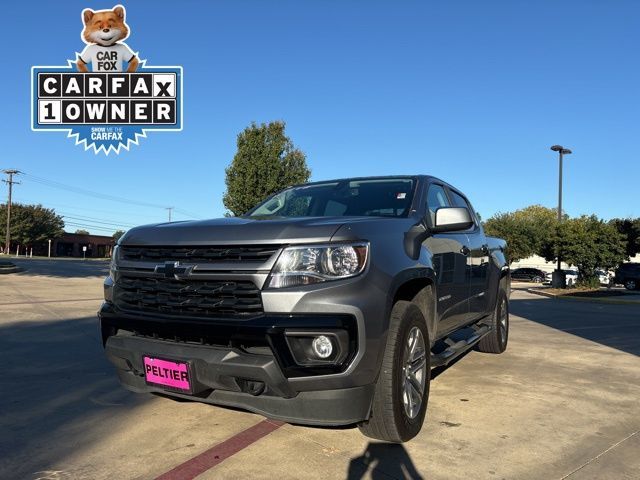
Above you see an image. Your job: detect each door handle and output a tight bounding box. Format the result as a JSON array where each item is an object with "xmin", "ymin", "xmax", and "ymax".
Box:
[{"xmin": 460, "ymin": 245, "xmax": 470, "ymax": 256}]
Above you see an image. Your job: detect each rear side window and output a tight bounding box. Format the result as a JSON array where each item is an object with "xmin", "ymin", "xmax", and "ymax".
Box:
[
  {"xmin": 449, "ymin": 190, "xmax": 470, "ymax": 209},
  {"xmin": 448, "ymin": 189, "xmax": 477, "ymax": 228}
]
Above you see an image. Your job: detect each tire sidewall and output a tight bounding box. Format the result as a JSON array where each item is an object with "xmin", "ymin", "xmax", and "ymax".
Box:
[{"xmin": 391, "ymin": 305, "xmax": 430, "ymax": 440}]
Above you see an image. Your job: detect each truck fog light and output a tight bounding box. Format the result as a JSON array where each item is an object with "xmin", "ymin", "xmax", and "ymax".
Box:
[
  {"xmin": 312, "ymin": 335, "xmax": 333, "ymax": 359},
  {"xmin": 284, "ymin": 330, "xmax": 349, "ymax": 366}
]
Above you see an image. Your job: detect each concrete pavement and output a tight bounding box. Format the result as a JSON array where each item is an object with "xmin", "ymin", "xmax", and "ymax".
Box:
[{"xmin": 1, "ymin": 259, "xmax": 639, "ymax": 479}]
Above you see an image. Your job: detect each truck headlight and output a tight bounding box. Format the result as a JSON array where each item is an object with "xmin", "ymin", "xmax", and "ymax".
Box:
[
  {"xmin": 267, "ymin": 242, "xmax": 369, "ymax": 288},
  {"xmin": 104, "ymin": 246, "xmax": 119, "ymax": 302},
  {"xmin": 109, "ymin": 245, "xmax": 119, "ymax": 280}
]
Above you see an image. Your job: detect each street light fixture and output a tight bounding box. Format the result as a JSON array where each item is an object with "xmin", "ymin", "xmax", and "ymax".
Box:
[{"xmin": 550, "ymin": 145, "xmax": 572, "ymax": 288}]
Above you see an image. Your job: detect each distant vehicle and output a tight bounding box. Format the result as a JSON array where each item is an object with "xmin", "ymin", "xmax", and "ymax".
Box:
[
  {"xmin": 544, "ymin": 269, "xmax": 579, "ymax": 286},
  {"xmin": 594, "ymin": 269, "xmax": 611, "ymax": 286},
  {"xmin": 614, "ymin": 263, "xmax": 640, "ymax": 290},
  {"xmin": 511, "ymin": 268, "xmax": 547, "ymax": 283}
]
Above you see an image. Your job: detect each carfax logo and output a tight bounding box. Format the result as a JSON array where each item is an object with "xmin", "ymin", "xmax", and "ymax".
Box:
[{"xmin": 31, "ymin": 5, "xmax": 183, "ymax": 155}]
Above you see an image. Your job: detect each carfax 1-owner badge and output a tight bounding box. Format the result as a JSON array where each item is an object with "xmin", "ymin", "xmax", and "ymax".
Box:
[{"xmin": 31, "ymin": 5, "xmax": 183, "ymax": 155}]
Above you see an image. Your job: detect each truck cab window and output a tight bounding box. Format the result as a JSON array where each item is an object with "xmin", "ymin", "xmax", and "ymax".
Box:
[
  {"xmin": 426, "ymin": 184, "xmax": 450, "ymax": 225},
  {"xmin": 449, "ymin": 189, "xmax": 476, "ymax": 228}
]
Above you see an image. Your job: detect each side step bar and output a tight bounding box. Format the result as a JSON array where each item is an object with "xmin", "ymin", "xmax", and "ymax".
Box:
[{"xmin": 430, "ymin": 323, "xmax": 491, "ymax": 368}]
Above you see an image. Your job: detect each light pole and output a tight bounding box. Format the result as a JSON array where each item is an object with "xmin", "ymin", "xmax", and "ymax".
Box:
[{"xmin": 550, "ymin": 145, "xmax": 572, "ymax": 288}]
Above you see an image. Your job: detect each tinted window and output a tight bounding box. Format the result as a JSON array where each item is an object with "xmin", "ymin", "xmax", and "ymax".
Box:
[
  {"xmin": 426, "ymin": 184, "xmax": 450, "ymax": 224},
  {"xmin": 248, "ymin": 178, "xmax": 415, "ymax": 218},
  {"xmin": 449, "ymin": 190, "xmax": 470, "ymax": 209},
  {"xmin": 449, "ymin": 189, "xmax": 477, "ymax": 228}
]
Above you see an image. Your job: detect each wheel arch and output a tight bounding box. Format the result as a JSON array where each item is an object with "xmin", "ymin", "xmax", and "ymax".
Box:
[
  {"xmin": 486, "ymin": 266, "xmax": 511, "ymax": 315},
  {"xmin": 390, "ymin": 271, "xmax": 437, "ymax": 346}
]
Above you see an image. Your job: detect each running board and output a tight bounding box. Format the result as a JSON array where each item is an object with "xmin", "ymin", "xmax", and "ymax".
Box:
[{"xmin": 430, "ymin": 323, "xmax": 491, "ymax": 368}]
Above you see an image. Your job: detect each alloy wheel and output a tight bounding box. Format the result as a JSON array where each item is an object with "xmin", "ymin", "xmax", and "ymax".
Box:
[
  {"xmin": 402, "ymin": 326, "xmax": 427, "ymax": 419},
  {"xmin": 499, "ymin": 297, "xmax": 508, "ymax": 345}
]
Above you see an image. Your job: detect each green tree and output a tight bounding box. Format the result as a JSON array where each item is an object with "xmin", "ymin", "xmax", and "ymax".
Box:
[
  {"xmin": 484, "ymin": 205, "xmax": 558, "ymax": 263},
  {"xmin": 610, "ymin": 218, "xmax": 640, "ymax": 258},
  {"xmin": 223, "ymin": 121, "xmax": 311, "ymax": 216},
  {"xmin": 74, "ymin": 229, "xmax": 90, "ymax": 235},
  {"xmin": 0, "ymin": 203, "xmax": 64, "ymax": 247},
  {"xmin": 112, "ymin": 230, "xmax": 126, "ymax": 242},
  {"xmin": 544, "ymin": 215, "xmax": 626, "ymax": 279}
]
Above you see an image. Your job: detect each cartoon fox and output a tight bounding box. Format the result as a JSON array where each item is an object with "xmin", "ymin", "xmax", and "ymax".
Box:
[{"xmin": 77, "ymin": 5, "xmax": 139, "ymax": 73}]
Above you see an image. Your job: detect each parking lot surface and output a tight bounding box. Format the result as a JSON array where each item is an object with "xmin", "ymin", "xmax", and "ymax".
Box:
[{"xmin": 1, "ymin": 259, "xmax": 639, "ymax": 479}]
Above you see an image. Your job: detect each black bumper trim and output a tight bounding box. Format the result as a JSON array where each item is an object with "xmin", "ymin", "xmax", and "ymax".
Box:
[
  {"xmin": 99, "ymin": 302, "xmax": 358, "ymax": 378},
  {"xmin": 106, "ymin": 333, "xmax": 373, "ymax": 426}
]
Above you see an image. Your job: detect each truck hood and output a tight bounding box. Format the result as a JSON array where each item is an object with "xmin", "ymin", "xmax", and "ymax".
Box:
[{"xmin": 120, "ymin": 216, "xmax": 361, "ymax": 246}]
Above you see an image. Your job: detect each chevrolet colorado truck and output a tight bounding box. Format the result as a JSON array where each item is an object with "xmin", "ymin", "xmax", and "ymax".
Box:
[{"xmin": 99, "ymin": 175, "xmax": 509, "ymax": 442}]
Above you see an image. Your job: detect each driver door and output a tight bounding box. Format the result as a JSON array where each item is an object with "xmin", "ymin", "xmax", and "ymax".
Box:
[{"xmin": 422, "ymin": 183, "xmax": 471, "ymax": 337}]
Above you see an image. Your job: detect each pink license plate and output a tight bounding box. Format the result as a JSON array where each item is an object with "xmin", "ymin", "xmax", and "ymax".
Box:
[{"xmin": 143, "ymin": 356, "xmax": 192, "ymax": 392}]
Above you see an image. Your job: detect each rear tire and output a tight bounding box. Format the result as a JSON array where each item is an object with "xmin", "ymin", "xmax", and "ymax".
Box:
[
  {"xmin": 358, "ymin": 301, "xmax": 430, "ymax": 443},
  {"xmin": 477, "ymin": 289, "xmax": 509, "ymax": 354},
  {"xmin": 624, "ymin": 279, "xmax": 637, "ymax": 291}
]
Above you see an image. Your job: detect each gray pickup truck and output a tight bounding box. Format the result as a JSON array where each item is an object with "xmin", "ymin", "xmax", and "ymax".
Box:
[{"xmin": 99, "ymin": 175, "xmax": 509, "ymax": 442}]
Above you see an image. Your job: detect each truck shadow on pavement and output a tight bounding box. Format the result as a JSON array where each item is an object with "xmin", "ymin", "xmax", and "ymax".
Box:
[
  {"xmin": 510, "ymin": 296, "xmax": 640, "ymax": 356},
  {"xmin": 347, "ymin": 442, "xmax": 423, "ymax": 479},
  {"xmin": 0, "ymin": 315, "xmax": 149, "ymax": 479}
]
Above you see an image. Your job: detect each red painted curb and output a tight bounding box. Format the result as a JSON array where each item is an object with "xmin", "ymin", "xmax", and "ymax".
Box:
[{"xmin": 155, "ymin": 419, "xmax": 284, "ymax": 480}]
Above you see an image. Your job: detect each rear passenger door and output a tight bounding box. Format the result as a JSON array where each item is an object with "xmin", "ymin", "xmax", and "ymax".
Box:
[
  {"xmin": 422, "ymin": 183, "xmax": 470, "ymax": 336},
  {"xmin": 447, "ymin": 187, "xmax": 490, "ymax": 320}
]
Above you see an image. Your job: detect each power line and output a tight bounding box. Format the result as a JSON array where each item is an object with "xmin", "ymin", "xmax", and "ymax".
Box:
[
  {"xmin": 173, "ymin": 208, "xmax": 203, "ymax": 220},
  {"xmin": 59, "ymin": 213, "xmax": 137, "ymax": 228},
  {"xmin": 63, "ymin": 221, "xmax": 120, "ymax": 234},
  {"xmin": 21, "ymin": 173, "xmax": 172, "ymax": 210},
  {"xmin": 10, "ymin": 197, "xmax": 195, "ymax": 234},
  {"xmin": 12, "ymin": 198, "xmax": 166, "ymax": 220},
  {"xmin": 20, "ymin": 173, "xmax": 203, "ymax": 219}
]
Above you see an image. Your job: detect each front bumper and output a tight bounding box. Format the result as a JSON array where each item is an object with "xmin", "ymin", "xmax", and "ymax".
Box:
[{"xmin": 99, "ymin": 303, "xmax": 375, "ymax": 425}]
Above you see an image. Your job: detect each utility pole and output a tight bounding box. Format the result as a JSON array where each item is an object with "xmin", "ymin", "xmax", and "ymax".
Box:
[
  {"xmin": 2, "ymin": 169, "xmax": 20, "ymax": 255},
  {"xmin": 166, "ymin": 207, "xmax": 173, "ymax": 222}
]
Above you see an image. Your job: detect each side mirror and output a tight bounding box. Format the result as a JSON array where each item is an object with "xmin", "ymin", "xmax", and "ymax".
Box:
[{"xmin": 431, "ymin": 207, "xmax": 474, "ymax": 233}]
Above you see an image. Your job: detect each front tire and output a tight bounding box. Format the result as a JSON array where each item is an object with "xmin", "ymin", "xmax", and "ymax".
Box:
[
  {"xmin": 477, "ymin": 289, "xmax": 509, "ymax": 354},
  {"xmin": 358, "ymin": 301, "xmax": 430, "ymax": 443},
  {"xmin": 624, "ymin": 279, "xmax": 637, "ymax": 291}
]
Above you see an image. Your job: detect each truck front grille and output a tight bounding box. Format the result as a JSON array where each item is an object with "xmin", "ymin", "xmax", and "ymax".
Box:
[
  {"xmin": 114, "ymin": 275, "xmax": 263, "ymax": 318},
  {"xmin": 120, "ymin": 245, "xmax": 279, "ymax": 263}
]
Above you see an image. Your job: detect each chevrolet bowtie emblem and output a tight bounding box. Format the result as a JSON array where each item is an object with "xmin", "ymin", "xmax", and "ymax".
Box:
[{"xmin": 154, "ymin": 261, "xmax": 194, "ymax": 280}]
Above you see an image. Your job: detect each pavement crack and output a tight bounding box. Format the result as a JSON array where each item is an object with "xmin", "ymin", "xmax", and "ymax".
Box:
[{"xmin": 560, "ymin": 429, "xmax": 640, "ymax": 479}]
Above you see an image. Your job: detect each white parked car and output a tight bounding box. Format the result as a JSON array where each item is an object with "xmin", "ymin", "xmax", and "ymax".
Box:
[
  {"xmin": 545, "ymin": 269, "xmax": 579, "ymax": 286},
  {"xmin": 595, "ymin": 269, "xmax": 611, "ymax": 286}
]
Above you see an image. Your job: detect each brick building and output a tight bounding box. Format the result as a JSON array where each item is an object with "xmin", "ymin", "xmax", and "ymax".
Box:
[{"xmin": 52, "ymin": 232, "xmax": 115, "ymax": 258}]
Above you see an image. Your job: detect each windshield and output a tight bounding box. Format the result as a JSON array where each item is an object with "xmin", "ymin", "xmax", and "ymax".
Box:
[{"xmin": 247, "ymin": 178, "xmax": 415, "ymax": 218}]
